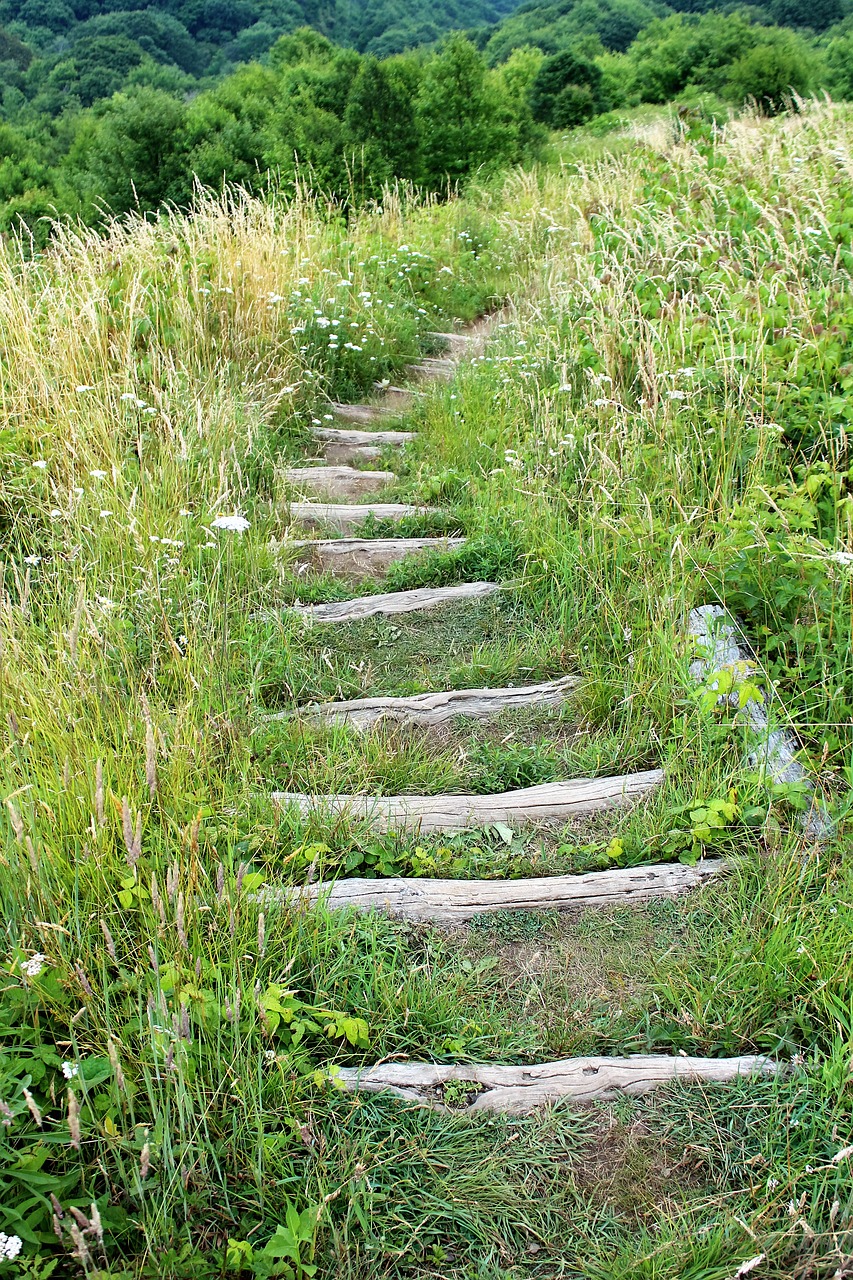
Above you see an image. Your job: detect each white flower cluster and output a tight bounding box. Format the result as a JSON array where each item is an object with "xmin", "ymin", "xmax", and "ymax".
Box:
[
  {"xmin": 211, "ymin": 515, "xmax": 250, "ymax": 534},
  {"xmin": 20, "ymin": 954, "xmax": 46, "ymax": 978},
  {"xmin": 62, "ymin": 1062, "xmax": 79, "ymax": 1080},
  {"xmin": 0, "ymin": 1233, "xmax": 22, "ymax": 1260}
]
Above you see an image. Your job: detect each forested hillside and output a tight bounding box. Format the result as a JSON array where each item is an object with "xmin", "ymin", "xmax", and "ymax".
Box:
[{"xmin": 0, "ymin": 0, "xmax": 852, "ymax": 242}]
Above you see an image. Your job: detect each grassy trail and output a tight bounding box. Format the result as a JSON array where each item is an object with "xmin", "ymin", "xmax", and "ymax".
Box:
[{"xmin": 1, "ymin": 106, "xmax": 853, "ymax": 1279}]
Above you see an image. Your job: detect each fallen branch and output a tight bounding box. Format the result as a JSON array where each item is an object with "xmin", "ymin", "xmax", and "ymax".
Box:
[
  {"xmin": 267, "ymin": 859, "xmax": 723, "ymax": 922},
  {"xmin": 332, "ymin": 1053, "xmax": 776, "ymax": 1114}
]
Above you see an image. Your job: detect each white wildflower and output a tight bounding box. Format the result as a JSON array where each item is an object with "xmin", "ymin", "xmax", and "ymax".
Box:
[
  {"xmin": 32, "ymin": 460, "xmax": 47, "ymax": 469},
  {"xmin": 89, "ymin": 470, "xmax": 108, "ymax": 479},
  {"xmin": 62, "ymin": 1062, "xmax": 79, "ymax": 1080},
  {"xmin": 99, "ymin": 510, "xmax": 113, "ymax": 519},
  {"xmin": 21, "ymin": 954, "xmax": 46, "ymax": 978},
  {"xmin": 23, "ymin": 555, "xmax": 41, "ymax": 566},
  {"xmin": 829, "ymin": 551, "xmax": 853, "ymax": 567},
  {"xmin": 0, "ymin": 1234, "xmax": 22, "ymax": 1261},
  {"xmin": 767, "ymin": 1177, "xmax": 779, "ymax": 1190},
  {"xmin": 75, "ymin": 384, "xmax": 95, "ymax": 393},
  {"xmin": 179, "ymin": 509, "xmax": 191, "ymax": 517},
  {"xmin": 211, "ymin": 515, "xmax": 250, "ymax": 534},
  {"xmin": 668, "ymin": 390, "xmax": 687, "ymax": 400},
  {"xmin": 315, "ymin": 317, "xmax": 330, "ymax": 328},
  {"xmin": 120, "ymin": 392, "xmax": 138, "ymax": 401}
]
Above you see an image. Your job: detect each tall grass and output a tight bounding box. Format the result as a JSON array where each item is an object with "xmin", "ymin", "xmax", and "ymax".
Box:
[{"xmin": 1, "ymin": 104, "xmax": 852, "ymax": 1277}]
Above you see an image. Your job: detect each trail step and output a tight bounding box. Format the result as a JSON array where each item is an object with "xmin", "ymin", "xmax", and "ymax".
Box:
[
  {"xmin": 428, "ymin": 330, "xmax": 482, "ymax": 352},
  {"xmin": 311, "ymin": 425, "xmax": 417, "ymax": 465},
  {"xmin": 332, "ymin": 1053, "xmax": 776, "ymax": 1115},
  {"xmin": 272, "ymin": 769, "xmax": 663, "ymax": 833},
  {"xmin": 270, "ymin": 858, "xmax": 722, "ymax": 922},
  {"xmin": 284, "ymin": 465, "xmax": 395, "ymax": 501},
  {"xmin": 286, "ymin": 536, "xmax": 465, "ymax": 581},
  {"xmin": 280, "ymin": 674, "xmax": 577, "ymax": 728},
  {"xmin": 288, "ymin": 581, "xmax": 499, "ymax": 624},
  {"xmin": 288, "ymin": 502, "xmax": 441, "ymax": 534},
  {"xmin": 330, "ymin": 402, "xmax": 398, "ymax": 425},
  {"xmin": 407, "ymin": 358, "xmax": 456, "ymax": 381}
]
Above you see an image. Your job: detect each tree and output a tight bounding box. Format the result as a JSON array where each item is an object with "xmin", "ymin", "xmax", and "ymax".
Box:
[
  {"xmin": 343, "ymin": 54, "xmax": 419, "ymax": 190},
  {"xmin": 71, "ymin": 85, "xmax": 188, "ymax": 213},
  {"xmin": 416, "ymin": 33, "xmax": 516, "ymax": 189},
  {"xmin": 725, "ymin": 29, "xmax": 817, "ymax": 109},
  {"xmin": 530, "ymin": 49, "xmax": 605, "ymax": 127}
]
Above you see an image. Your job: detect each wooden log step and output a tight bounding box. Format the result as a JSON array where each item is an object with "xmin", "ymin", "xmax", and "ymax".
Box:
[
  {"xmin": 288, "ymin": 581, "xmax": 500, "ymax": 624},
  {"xmin": 311, "ymin": 425, "xmax": 417, "ymax": 465},
  {"xmin": 287, "ymin": 537, "xmax": 465, "ymax": 581},
  {"xmin": 290, "ymin": 674, "xmax": 578, "ymax": 728},
  {"xmin": 288, "ymin": 503, "xmax": 441, "ymax": 534},
  {"xmin": 271, "ymin": 859, "xmax": 723, "ymax": 923},
  {"xmin": 407, "ymin": 358, "xmax": 456, "ymax": 381},
  {"xmin": 284, "ymin": 466, "xmax": 396, "ymax": 501},
  {"xmin": 272, "ymin": 769, "xmax": 664, "ymax": 833},
  {"xmin": 330, "ymin": 402, "xmax": 397, "ymax": 425},
  {"xmin": 331, "ymin": 1053, "xmax": 776, "ymax": 1115},
  {"xmin": 428, "ymin": 330, "xmax": 481, "ymax": 351}
]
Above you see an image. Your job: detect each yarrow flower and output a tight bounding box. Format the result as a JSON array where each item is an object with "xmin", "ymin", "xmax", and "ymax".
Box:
[
  {"xmin": 21, "ymin": 954, "xmax": 46, "ymax": 978},
  {"xmin": 32, "ymin": 460, "xmax": 47, "ymax": 469},
  {"xmin": 89, "ymin": 470, "xmax": 108, "ymax": 479},
  {"xmin": 211, "ymin": 515, "xmax": 250, "ymax": 534},
  {"xmin": 61, "ymin": 1061, "xmax": 79, "ymax": 1080},
  {"xmin": 0, "ymin": 1233, "xmax": 22, "ymax": 1260},
  {"xmin": 75, "ymin": 384, "xmax": 95, "ymax": 393}
]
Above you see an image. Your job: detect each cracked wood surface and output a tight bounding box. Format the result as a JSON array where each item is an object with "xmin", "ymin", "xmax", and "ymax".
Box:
[
  {"xmin": 270, "ymin": 859, "xmax": 722, "ymax": 922},
  {"xmin": 332, "ymin": 1053, "xmax": 776, "ymax": 1114},
  {"xmin": 290, "ymin": 674, "xmax": 577, "ymax": 727},
  {"xmin": 289, "ymin": 581, "xmax": 500, "ymax": 623},
  {"xmin": 284, "ymin": 465, "xmax": 395, "ymax": 501},
  {"xmin": 273, "ymin": 768, "xmax": 664, "ymax": 832}
]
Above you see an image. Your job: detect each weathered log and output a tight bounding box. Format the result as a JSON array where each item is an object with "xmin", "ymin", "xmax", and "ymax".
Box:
[
  {"xmin": 284, "ymin": 466, "xmax": 395, "ymax": 501},
  {"xmin": 270, "ymin": 859, "xmax": 723, "ymax": 923},
  {"xmin": 311, "ymin": 426, "xmax": 417, "ymax": 465},
  {"xmin": 330, "ymin": 402, "xmax": 398, "ymax": 425},
  {"xmin": 289, "ymin": 674, "xmax": 578, "ymax": 728},
  {"xmin": 272, "ymin": 769, "xmax": 664, "ymax": 833},
  {"xmin": 688, "ymin": 605, "xmax": 833, "ymax": 840},
  {"xmin": 406, "ymin": 359, "xmax": 456, "ymax": 381},
  {"xmin": 289, "ymin": 581, "xmax": 500, "ymax": 624},
  {"xmin": 288, "ymin": 502, "xmax": 441, "ymax": 534},
  {"xmin": 286, "ymin": 537, "xmax": 466, "ymax": 581},
  {"xmin": 331, "ymin": 1053, "xmax": 776, "ymax": 1115}
]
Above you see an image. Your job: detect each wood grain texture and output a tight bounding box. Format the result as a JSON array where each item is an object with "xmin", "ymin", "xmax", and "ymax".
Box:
[
  {"xmin": 288, "ymin": 502, "xmax": 441, "ymax": 533},
  {"xmin": 287, "ymin": 537, "xmax": 465, "ymax": 580},
  {"xmin": 270, "ymin": 859, "xmax": 723, "ymax": 922},
  {"xmin": 289, "ymin": 581, "xmax": 500, "ymax": 623},
  {"xmin": 332, "ymin": 1053, "xmax": 776, "ymax": 1114},
  {"xmin": 284, "ymin": 465, "xmax": 395, "ymax": 501},
  {"xmin": 406, "ymin": 359, "xmax": 456, "ymax": 381},
  {"xmin": 272, "ymin": 769, "xmax": 664, "ymax": 832},
  {"xmin": 293, "ymin": 674, "xmax": 577, "ymax": 727}
]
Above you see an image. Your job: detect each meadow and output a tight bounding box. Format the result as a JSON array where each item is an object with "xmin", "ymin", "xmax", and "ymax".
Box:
[{"xmin": 1, "ymin": 101, "xmax": 852, "ymax": 1278}]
